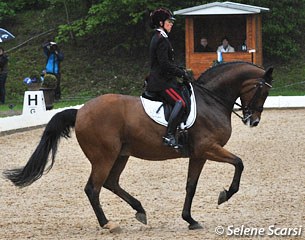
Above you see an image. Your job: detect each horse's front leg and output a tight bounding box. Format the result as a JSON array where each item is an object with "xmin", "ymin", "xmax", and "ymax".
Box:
[
  {"xmin": 182, "ymin": 157, "xmax": 206, "ymax": 230},
  {"xmin": 206, "ymin": 145, "xmax": 244, "ymax": 205},
  {"xmin": 217, "ymin": 155, "xmax": 244, "ymax": 205}
]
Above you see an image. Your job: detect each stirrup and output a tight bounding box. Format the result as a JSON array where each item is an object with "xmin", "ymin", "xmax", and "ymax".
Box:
[{"xmin": 162, "ymin": 135, "xmax": 181, "ymax": 149}]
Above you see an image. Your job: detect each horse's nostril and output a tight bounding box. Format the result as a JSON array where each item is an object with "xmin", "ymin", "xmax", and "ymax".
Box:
[{"xmin": 252, "ymin": 119, "xmax": 260, "ymax": 126}]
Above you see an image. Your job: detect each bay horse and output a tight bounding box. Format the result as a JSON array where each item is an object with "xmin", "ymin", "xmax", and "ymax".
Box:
[{"xmin": 4, "ymin": 62, "xmax": 273, "ymax": 232}]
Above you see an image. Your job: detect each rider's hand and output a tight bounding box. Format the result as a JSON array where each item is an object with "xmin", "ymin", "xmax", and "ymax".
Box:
[{"xmin": 182, "ymin": 70, "xmax": 193, "ymax": 83}]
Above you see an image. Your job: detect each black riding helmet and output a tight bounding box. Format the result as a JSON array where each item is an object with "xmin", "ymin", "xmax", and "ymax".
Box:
[{"xmin": 150, "ymin": 8, "xmax": 176, "ymax": 29}]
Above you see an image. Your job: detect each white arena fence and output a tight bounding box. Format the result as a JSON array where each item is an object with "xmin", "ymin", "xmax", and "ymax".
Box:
[{"xmin": 0, "ymin": 96, "xmax": 305, "ymax": 134}]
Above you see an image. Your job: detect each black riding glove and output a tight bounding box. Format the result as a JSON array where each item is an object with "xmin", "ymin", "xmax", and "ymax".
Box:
[{"xmin": 182, "ymin": 70, "xmax": 193, "ymax": 83}]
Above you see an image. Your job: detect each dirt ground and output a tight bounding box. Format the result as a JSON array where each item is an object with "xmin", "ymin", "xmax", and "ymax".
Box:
[{"xmin": 0, "ymin": 109, "xmax": 304, "ymax": 240}]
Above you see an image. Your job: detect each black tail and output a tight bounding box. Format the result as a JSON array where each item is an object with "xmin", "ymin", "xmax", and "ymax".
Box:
[{"xmin": 3, "ymin": 109, "xmax": 78, "ymax": 187}]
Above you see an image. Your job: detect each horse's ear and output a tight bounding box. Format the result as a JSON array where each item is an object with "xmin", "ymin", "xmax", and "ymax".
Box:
[{"xmin": 264, "ymin": 66, "xmax": 273, "ymax": 83}]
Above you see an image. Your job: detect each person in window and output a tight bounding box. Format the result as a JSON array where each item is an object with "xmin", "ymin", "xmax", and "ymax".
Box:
[
  {"xmin": 146, "ymin": 7, "xmax": 192, "ymax": 149},
  {"xmin": 217, "ymin": 36, "xmax": 235, "ymax": 53},
  {"xmin": 238, "ymin": 39, "xmax": 248, "ymax": 52},
  {"xmin": 197, "ymin": 37, "xmax": 213, "ymax": 52}
]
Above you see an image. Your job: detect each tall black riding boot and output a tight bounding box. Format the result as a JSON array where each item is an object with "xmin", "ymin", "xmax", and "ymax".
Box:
[{"xmin": 163, "ymin": 100, "xmax": 184, "ymax": 149}]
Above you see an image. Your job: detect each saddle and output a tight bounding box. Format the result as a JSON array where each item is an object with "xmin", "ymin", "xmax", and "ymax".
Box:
[
  {"xmin": 142, "ymin": 83, "xmax": 195, "ymax": 124},
  {"xmin": 140, "ymin": 84, "xmax": 197, "ymax": 156},
  {"xmin": 141, "ymin": 91, "xmax": 173, "ymax": 121}
]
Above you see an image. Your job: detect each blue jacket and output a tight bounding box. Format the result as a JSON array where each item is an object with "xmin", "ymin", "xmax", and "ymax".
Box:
[{"xmin": 43, "ymin": 46, "xmax": 64, "ymax": 74}]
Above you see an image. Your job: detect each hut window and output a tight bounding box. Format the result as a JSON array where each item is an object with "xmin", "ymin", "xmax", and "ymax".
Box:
[{"xmin": 194, "ymin": 15, "xmax": 247, "ymax": 53}]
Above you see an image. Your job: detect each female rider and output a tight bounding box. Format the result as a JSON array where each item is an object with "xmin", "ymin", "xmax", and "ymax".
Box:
[{"xmin": 146, "ymin": 8, "xmax": 192, "ymax": 149}]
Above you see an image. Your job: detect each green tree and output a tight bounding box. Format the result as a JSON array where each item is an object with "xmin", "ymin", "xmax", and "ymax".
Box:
[
  {"xmin": 234, "ymin": 0, "xmax": 305, "ymax": 61},
  {"xmin": 54, "ymin": 1, "xmax": 209, "ymax": 54},
  {"xmin": 0, "ymin": 1, "xmax": 15, "ymax": 21},
  {"xmin": 2, "ymin": 0, "xmax": 305, "ymax": 61}
]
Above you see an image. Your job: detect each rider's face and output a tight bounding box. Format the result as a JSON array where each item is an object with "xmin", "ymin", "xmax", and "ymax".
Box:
[{"xmin": 163, "ymin": 19, "xmax": 174, "ymax": 33}]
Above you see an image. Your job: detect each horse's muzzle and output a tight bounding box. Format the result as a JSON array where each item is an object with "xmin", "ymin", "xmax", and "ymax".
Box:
[
  {"xmin": 251, "ymin": 118, "xmax": 260, "ymax": 127},
  {"xmin": 242, "ymin": 114, "xmax": 260, "ymax": 127}
]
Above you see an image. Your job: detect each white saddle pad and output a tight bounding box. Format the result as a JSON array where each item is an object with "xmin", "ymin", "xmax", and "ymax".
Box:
[{"xmin": 140, "ymin": 84, "xmax": 197, "ymax": 129}]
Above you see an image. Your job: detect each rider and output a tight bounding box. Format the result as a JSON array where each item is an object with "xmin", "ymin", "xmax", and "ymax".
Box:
[{"xmin": 147, "ymin": 8, "xmax": 192, "ymax": 149}]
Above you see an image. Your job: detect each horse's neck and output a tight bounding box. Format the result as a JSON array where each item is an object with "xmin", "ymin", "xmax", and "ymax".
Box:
[
  {"xmin": 195, "ymin": 64, "xmax": 264, "ymax": 112},
  {"xmin": 204, "ymin": 75, "xmax": 243, "ymax": 108},
  {"xmin": 208, "ymin": 65, "xmax": 262, "ymax": 101}
]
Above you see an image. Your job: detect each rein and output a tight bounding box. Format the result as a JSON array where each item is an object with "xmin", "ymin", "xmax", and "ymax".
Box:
[
  {"xmin": 199, "ymin": 86, "xmax": 244, "ymax": 120},
  {"xmin": 197, "ymin": 78, "xmax": 272, "ymax": 121}
]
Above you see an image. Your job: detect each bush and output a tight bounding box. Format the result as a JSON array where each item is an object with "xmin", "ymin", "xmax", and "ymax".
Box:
[
  {"xmin": 29, "ymin": 70, "xmax": 42, "ymax": 84},
  {"xmin": 41, "ymin": 74, "xmax": 57, "ymax": 88}
]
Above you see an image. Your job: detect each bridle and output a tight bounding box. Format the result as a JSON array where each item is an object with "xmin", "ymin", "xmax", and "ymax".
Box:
[
  {"xmin": 239, "ymin": 78, "xmax": 272, "ymax": 123},
  {"xmin": 199, "ymin": 78, "xmax": 272, "ymax": 122}
]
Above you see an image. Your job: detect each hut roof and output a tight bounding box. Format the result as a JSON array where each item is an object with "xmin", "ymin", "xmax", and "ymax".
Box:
[{"xmin": 174, "ymin": 1, "xmax": 269, "ymax": 16}]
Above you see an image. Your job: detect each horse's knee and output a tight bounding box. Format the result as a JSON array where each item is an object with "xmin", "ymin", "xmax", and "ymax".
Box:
[{"xmin": 185, "ymin": 180, "xmax": 197, "ymax": 194}]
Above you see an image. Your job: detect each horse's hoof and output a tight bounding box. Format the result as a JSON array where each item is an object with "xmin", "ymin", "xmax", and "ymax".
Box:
[
  {"xmin": 218, "ymin": 189, "xmax": 228, "ymax": 205},
  {"xmin": 189, "ymin": 222, "xmax": 203, "ymax": 230},
  {"xmin": 103, "ymin": 221, "xmax": 122, "ymax": 233},
  {"xmin": 135, "ymin": 212, "xmax": 147, "ymax": 225}
]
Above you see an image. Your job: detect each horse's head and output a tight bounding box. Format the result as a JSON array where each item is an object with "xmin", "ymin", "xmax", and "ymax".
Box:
[{"xmin": 240, "ymin": 66, "xmax": 273, "ymax": 127}]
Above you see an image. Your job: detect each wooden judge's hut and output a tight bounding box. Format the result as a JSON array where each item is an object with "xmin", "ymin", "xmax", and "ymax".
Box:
[{"xmin": 174, "ymin": 1, "xmax": 269, "ymax": 78}]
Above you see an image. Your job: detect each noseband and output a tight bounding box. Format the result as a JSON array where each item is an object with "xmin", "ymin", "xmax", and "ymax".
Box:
[{"xmin": 239, "ymin": 78, "xmax": 272, "ymax": 122}]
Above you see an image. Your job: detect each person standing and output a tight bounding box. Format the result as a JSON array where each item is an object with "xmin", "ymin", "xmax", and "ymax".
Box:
[
  {"xmin": 43, "ymin": 41, "xmax": 64, "ymax": 100},
  {"xmin": 146, "ymin": 8, "xmax": 192, "ymax": 149},
  {"xmin": 0, "ymin": 47, "xmax": 8, "ymax": 104}
]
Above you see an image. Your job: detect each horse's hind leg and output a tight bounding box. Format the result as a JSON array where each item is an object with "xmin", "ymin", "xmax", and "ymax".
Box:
[
  {"xmin": 84, "ymin": 177, "xmax": 108, "ymax": 226},
  {"xmin": 104, "ymin": 155, "xmax": 147, "ymax": 225},
  {"xmin": 84, "ymin": 157, "xmax": 121, "ymax": 233}
]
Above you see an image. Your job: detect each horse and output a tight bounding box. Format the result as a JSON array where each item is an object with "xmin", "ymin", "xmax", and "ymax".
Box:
[{"xmin": 3, "ymin": 61, "xmax": 273, "ymax": 232}]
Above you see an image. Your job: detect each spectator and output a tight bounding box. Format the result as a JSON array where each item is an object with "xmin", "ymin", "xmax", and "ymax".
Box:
[
  {"xmin": 43, "ymin": 41, "xmax": 64, "ymax": 100},
  {"xmin": 217, "ymin": 36, "xmax": 235, "ymax": 53},
  {"xmin": 0, "ymin": 47, "xmax": 8, "ymax": 104},
  {"xmin": 197, "ymin": 37, "xmax": 213, "ymax": 52}
]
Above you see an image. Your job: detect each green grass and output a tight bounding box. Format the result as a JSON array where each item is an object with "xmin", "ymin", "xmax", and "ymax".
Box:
[
  {"xmin": 0, "ymin": 98, "xmax": 88, "ymax": 111},
  {"xmin": 52, "ymin": 99, "xmax": 88, "ymax": 108},
  {"xmin": 270, "ymin": 88, "xmax": 305, "ymax": 96},
  {"xmin": 271, "ymin": 59, "xmax": 305, "ymax": 96},
  {"xmin": 0, "ymin": 103, "xmax": 23, "ymax": 112}
]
